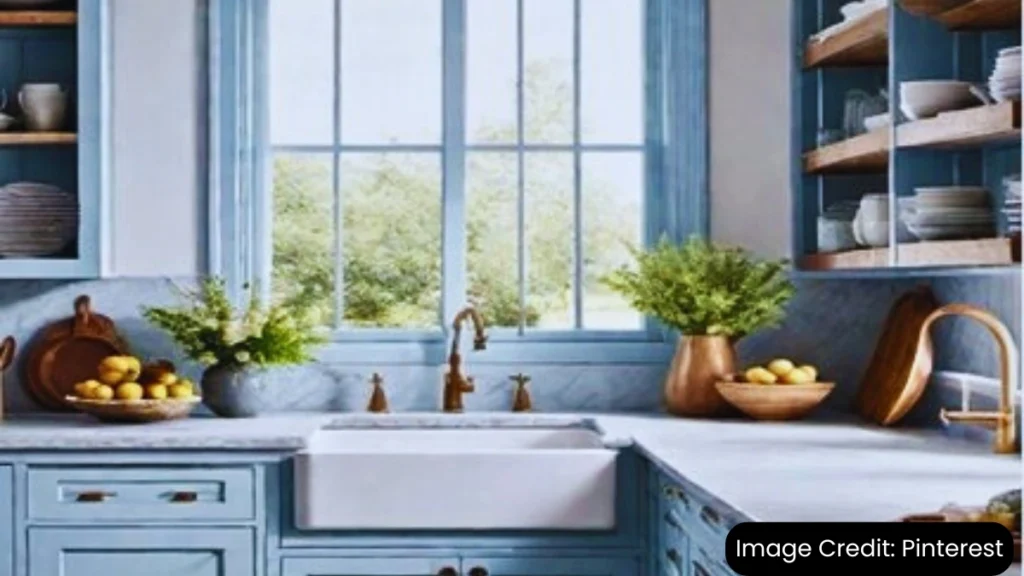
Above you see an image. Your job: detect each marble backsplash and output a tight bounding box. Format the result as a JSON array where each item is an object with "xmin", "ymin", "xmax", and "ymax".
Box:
[{"xmin": 0, "ymin": 274, "xmax": 1017, "ymax": 416}]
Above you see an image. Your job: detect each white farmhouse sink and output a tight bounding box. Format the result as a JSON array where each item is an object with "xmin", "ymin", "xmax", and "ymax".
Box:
[{"xmin": 294, "ymin": 425, "xmax": 617, "ymax": 531}]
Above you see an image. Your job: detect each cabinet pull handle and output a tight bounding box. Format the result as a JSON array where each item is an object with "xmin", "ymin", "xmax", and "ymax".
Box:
[
  {"xmin": 699, "ymin": 505, "xmax": 720, "ymax": 528},
  {"xmin": 691, "ymin": 561, "xmax": 711, "ymax": 576},
  {"xmin": 170, "ymin": 491, "xmax": 198, "ymax": 503},
  {"xmin": 665, "ymin": 548, "xmax": 681, "ymax": 565},
  {"xmin": 75, "ymin": 491, "xmax": 115, "ymax": 502},
  {"xmin": 663, "ymin": 509, "xmax": 684, "ymax": 529},
  {"xmin": 662, "ymin": 485, "xmax": 690, "ymax": 506},
  {"xmin": 437, "ymin": 567, "xmax": 457, "ymax": 576},
  {"xmin": 468, "ymin": 567, "xmax": 488, "ymax": 576}
]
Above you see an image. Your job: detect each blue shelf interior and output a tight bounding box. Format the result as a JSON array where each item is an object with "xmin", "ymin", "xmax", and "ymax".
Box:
[{"xmin": 793, "ymin": 0, "xmax": 1022, "ymax": 273}]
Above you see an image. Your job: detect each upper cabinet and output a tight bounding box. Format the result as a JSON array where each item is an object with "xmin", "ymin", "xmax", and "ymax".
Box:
[
  {"xmin": 792, "ymin": 0, "xmax": 1022, "ymax": 275},
  {"xmin": 0, "ymin": 0, "xmax": 103, "ymax": 279}
]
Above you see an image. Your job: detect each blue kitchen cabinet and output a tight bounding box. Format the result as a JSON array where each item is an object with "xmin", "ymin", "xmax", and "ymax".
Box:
[
  {"xmin": 27, "ymin": 527, "xmax": 255, "ymax": 576},
  {"xmin": 0, "ymin": 466, "xmax": 11, "ymax": 576},
  {"xmin": 282, "ymin": 557, "xmax": 461, "ymax": 576},
  {"xmin": 460, "ymin": 556, "xmax": 641, "ymax": 576}
]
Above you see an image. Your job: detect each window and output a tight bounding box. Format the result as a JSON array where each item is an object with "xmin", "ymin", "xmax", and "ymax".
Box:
[{"xmin": 211, "ymin": 0, "xmax": 706, "ymax": 363}]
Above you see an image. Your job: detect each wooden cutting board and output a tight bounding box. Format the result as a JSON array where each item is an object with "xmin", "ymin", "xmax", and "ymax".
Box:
[
  {"xmin": 23, "ymin": 295, "xmax": 129, "ymax": 411},
  {"xmin": 855, "ymin": 285, "xmax": 940, "ymax": 425}
]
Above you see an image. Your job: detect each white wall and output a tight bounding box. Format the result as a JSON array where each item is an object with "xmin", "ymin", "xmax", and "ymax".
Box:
[
  {"xmin": 709, "ymin": 0, "xmax": 792, "ymax": 258},
  {"xmin": 109, "ymin": 0, "xmax": 204, "ymax": 277}
]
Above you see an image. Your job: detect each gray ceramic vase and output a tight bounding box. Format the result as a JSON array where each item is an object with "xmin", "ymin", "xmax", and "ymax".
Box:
[{"xmin": 200, "ymin": 364, "xmax": 297, "ymax": 418}]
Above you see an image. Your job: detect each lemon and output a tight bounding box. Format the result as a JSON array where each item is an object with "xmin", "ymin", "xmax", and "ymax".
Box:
[
  {"xmin": 168, "ymin": 383, "xmax": 193, "ymax": 399},
  {"xmin": 745, "ymin": 367, "xmax": 777, "ymax": 385},
  {"xmin": 145, "ymin": 384, "xmax": 168, "ymax": 400},
  {"xmin": 767, "ymin": 359, "xmax": 795, "ymax": 377},
  {"xmin": 115, "ymin": 382, "xmax": 144, "ymax": 401},
  {"xmin": 73, "ymin": 380, "xmax": 101, "ymax": 398},
  {"xmin": 798, "ymin": 365, "xmax": 818, "ymax": 381},
  {"xmin": 94, "ymin": 385, "xmax": 115, "ymax": 401},
  {"xmin": 781, "ymin": 367, "xmax": 814, "ymax": 384}
]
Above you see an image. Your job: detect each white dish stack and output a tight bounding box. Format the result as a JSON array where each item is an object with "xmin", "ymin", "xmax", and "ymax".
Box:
[
  {"xmin": 1004, "ymin": 175, "xmax": 1020, "ymax": 235},
  {"xmin": 989, "ymin": 46, "xmax": 1021, "ymax": 103},
  {"xmin": 899, "ymin": 187, "xmax": 995, "ymax": 241}
]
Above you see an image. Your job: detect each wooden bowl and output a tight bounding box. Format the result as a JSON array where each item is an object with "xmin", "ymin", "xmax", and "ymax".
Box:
[
  {"xmin": 64, "ymin": 396, "xmax": 199, "ymax": 423},
  {"xmin": 715, "ymin": 381, "xmax": 835, "ymax": 421}
]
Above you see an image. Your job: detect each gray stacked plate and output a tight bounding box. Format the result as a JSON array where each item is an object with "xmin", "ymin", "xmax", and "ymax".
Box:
[
  {"xmin": 990, "ymin": 46, "xmax": 1021, "ymax": 103},
  {"xmin": 1004, "ymin": 174, "xmax": 1020, "ymax": 235},
  {"xmin": 0, "ymin": 182, "xmax": 78, "ymax": 257},
  {"xmin": 900, "ymin": 186, "xmax": 995, "ymax": 241}
]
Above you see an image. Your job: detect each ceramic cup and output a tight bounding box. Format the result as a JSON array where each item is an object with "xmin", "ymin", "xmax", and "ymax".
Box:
[
  {"xmin": 858, "ymin": 193, "xmax": 890, "ymax": 221},
  {"xmin": 19, "ymin": 84, "xmax": 68, "ymax": 132}
]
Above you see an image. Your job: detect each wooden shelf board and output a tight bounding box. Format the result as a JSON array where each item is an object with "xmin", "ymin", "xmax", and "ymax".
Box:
[
  {"xmin": 800, "ymin": 237, "xmax": 1020, "ymax": 271},
  {"xmin": 803, "ymin": 9, "xmax": 888, "ymax": 68},
  {"xmin": 803, "ymin": 130, "xmax": 889, "ymax": 174},
  {"xmin": 934, "ymin": 0, "xmax": 1020, "ymax": 30},
  {"xmin": 899, "ymin": 101, "xmax": 1020, "ymax": 149},
  {"xmin": 0, "ymin": 11, "xmax": 76, "ymax": 26},
  {"xmin": 804, "ymin": 103, "xmax": 1020, "ymax": 174},
  {"xmin": 0, "ymin": 132, "xmax": 75, "ymax": 145}
]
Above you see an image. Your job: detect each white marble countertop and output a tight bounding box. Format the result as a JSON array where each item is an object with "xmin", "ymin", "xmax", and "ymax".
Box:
[{"xmin": 0, "ymin": 412, "xmax": 1018, "ymax": 527}]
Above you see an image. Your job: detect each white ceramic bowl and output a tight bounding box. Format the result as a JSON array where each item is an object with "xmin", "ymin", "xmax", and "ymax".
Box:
[
  {"xmin": 900, "ymin": 81, "xmax": 983, "ymax": 120},
  {"xmin": 863, "ymin": 112, "xmax": 890, "ymax": 131}
]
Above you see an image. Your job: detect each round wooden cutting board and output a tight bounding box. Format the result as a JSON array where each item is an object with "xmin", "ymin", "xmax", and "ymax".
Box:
[{"xmin": 24, "ymin": 295, "xmax": 129, "ymax": 411}]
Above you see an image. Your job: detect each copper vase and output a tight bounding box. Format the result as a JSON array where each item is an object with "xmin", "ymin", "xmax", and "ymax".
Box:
[{"xmin": 664, "ymin": 336, "xmax": 736, "ymax": 417}]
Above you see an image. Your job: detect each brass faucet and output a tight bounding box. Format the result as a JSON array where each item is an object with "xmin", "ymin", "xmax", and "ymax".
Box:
[
  {"xmin": 443, "ymin": 306, "xmax": 488, "ymax": 412},
  {"xmin": 367, "ymin": 372, "xmax": 388, "ymax": 413},
  {"xmin": 926, "ymin": 304, "xmax": 1018, "ymax": 454},
  {"xmin": 511, "ymin": 373, "xmax": 532, "ymax": 412}
]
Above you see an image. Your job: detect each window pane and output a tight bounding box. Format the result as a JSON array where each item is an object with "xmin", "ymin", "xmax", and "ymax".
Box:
[
  {"xmin": 466, "ymin": 153, "xmax": 519, "ymax": 327},
  {"xmin": 340, "ymin": 153, "xmax": 442, "ymax": 328},
  {"xmin": 524, "ymin": 0, "xmax": 574, "ymax": 144},
  {"xmin": 466, "ymin": 0, "xmax": 517, "ymax": 144},
  {"xmin": 526, "ymin": 153, "xmax": 574, "ymax": 328},
  {"xmin": 269, "ymin": 0, "xmax": 334, "ymax": 145},
  {"xmin": 582, "ymin": 0, "xmax": 643, "ymax": 143},
  {"xmin": 583, "ymin": 153, "xmax": 643, "ymax": 329},
  {"xmin": 341, "ymin": 0, "xmax": 442, "ymax": 144},
  {"xmin": 272, "ymin": 154, "xmax": 335, "ymax": 327}
]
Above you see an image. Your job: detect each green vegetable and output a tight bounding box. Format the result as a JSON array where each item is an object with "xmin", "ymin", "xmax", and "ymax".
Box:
[
  {"xmin": 601, "ymin": 236, "xmax": 796, "ymax": 338},
  {"xmin": 142, "ymin": 277, "xmax": 327, "ymax": 369}
]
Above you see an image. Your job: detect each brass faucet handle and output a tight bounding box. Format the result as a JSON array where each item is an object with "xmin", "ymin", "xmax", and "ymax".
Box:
[
  {"xmin": 511, "ymin": 373, "xmax": 533, "ymax": 412},
  {"xmin": 367, "ymin": 373, "xmax": 388, "ymax": 413},
  {"xmin": 509, "ymin": 373, "xmax": 531, "ymax": 385}
]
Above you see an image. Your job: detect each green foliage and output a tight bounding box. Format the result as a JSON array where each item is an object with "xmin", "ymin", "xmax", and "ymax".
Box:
[
  {"xmin": 142, "ymin": 278, "xmax": 327, "ymax": 368},
  {"xmin": 602, "ymin": 236, "xmax": 796, "ymax": 338},
  {"xmin": 271, "ymin": 62, "xmax": 639, "ymax": 329}
]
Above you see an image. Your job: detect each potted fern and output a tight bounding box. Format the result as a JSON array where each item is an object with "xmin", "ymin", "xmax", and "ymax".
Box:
[
  {"xmin": 142, "ymin": 278, "xmax": 326, "ymax": 417},
  {"xmin": 603, "ymin": 236, "xmax": 795, "ymax": 416}
]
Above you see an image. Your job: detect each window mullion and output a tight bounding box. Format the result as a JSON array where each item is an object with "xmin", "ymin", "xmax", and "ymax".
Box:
[
  {"xmin": 572, "ymin": 0, "xmax": 583, "ymax": 330},
  {"xmin": 441, "ymin": 0, "xmax": 467, "ymax": 329},
  {"xmin": 331, "ymin": 0, "xmax": 344, "ymax": 329},
  {"xmin": 516, "ymin": 0, "xmax": 526, "ymax": 336},
  {"xmin": 643, "ymin": 0, "xmax": 665, "ymax": 338}
]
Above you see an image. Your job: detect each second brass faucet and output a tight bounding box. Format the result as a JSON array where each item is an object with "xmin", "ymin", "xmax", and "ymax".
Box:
[{"xmin": 443, "ymin": 306, "xmax": 488, "ymax": 412}]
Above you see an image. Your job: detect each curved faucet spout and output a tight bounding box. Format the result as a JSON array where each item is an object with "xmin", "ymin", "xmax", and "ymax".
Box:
[{"xmin": 444, "ymin": 306, "xmax": 488, "ymax": 412}]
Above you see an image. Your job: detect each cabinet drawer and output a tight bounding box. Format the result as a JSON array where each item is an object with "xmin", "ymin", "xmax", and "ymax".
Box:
[
  {"xmin": 658, "ymin": 475, "xmax": 739, "ymax": 556},
  {"xmin": 27, "ymin": 466, "xmax": 256, "ymax": 522}
]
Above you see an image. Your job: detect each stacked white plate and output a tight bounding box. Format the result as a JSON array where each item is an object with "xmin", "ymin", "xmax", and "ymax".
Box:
[
  {"xmin": 1004, "ymin": 174, "xmax": 1020, "ymax": 234},
  {"xmin": 900, "ymin": 186, "xmax": 995, "ymax": 241},
  {"xmin": 0, "ymin": 182, "xmax": 78, "ymax": 257},
  {"xmin": 989, "ymin": 46, "xmax": 1021, "ymax": 102}
]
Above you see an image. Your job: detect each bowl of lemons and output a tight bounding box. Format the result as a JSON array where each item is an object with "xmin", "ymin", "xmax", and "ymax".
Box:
[
  {"xmin": 65, "ymin": 356, "xmax": 200, "ymax": 423},
  {"xmin": 715, "ymin": 359, "xmax": 835, "ymax": 421}
]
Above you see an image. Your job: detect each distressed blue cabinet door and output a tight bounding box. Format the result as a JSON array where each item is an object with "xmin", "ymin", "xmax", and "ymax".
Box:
[
  {"xmin": 282, "ymin": 557, "xmax": 460, "ymax": 576},
  {"xmin": 0, "ymin": 466, "xmax": 10, "ymax": 576},
  {"xmin": 28, "ymin": 527, "xmax": 254, "ymax": 576},
  {"xmin": 461, "ymin": 557, "xmax": 641, "ymax": 576}
]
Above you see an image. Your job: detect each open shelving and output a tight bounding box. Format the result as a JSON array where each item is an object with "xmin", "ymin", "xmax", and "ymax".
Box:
[
  {"xmin": 792, "ymin": 0, "xmax": 1022, "ymax": 275},
  {"xmin": 0, "ymin": 132, "xmax": 76, "ymax": 146},
  {"xmin": 804, "ymin": 102, "xmax": 1021, "ymax": 174}
]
